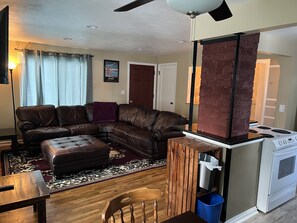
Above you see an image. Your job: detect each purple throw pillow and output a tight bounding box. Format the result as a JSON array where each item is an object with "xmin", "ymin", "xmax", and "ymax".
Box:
[{"xmin": 93, "ymin": 102, "xmax": 118, "ymax": 123}]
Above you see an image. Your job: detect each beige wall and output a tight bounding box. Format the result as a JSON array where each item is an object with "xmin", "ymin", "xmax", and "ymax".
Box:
[
  {"xmin": 157, "ymin": 45, "xmax": 203, "ymax": 122},
  {"xmin": 0, "ymin": 40, "xmax": 158, "ymax": 129},
  {"xmin": 2, "ymin": 34, "xmax": 297, "ymax": 131},
  {"xmin": 258, "ymin": 33, "xmax": 297, "ymax": 130},
  {"xmin": 1, "ymin": 40, "xmax": 201, "ymax": 129},
  {"xmin": 190, "ymin": 0, "xmax": 297, "ymax": 130},
  {"xmin": 192, "ymin": 0, "xmax": 297, "ymax": 41}
]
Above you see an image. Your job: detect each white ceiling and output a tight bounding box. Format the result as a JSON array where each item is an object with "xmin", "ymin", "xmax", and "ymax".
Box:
[{"xmin": 1, "ymin": 0, "xmax": 296, "ymax": 56}]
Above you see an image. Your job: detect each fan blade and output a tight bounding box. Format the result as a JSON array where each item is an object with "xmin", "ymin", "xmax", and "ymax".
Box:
[
  {"xmin": 208, "ymin": 0, "xmax": 232, "ymax": 21},
  {"xmin": 114, "ymin": 0, "xmax": 155, "ymax": 12}
]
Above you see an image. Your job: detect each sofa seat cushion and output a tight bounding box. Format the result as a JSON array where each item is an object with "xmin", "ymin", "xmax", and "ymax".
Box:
[
  {"xmin": 125, "ymin": 130, "xmax": 154, "ymax": 152},
  {"xmin": 56, "ymin": 105, "xmax": 88, "ymax": 126},
  {"xmin": 23, "ymin": 126, "xmax": 71, "ymax": 143},
  {"xmin": 66, "ymin": 123, "xmax": 98, "ymax": 136},
  {"xmin": 112, "ymin": 122, "xmax": 138, "ymax": 138},
  {"xmin": 98, "ymin": 122, "xmax": 117, "ymax": 133}
]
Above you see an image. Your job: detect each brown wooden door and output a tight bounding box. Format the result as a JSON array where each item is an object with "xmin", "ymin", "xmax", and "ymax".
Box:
[{"xmin": 129, "ymin": 64, "xmax": 155, "ymax": 109}]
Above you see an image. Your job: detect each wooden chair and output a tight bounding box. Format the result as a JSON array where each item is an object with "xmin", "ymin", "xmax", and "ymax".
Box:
[{"xmin": 102, "ymin": 187, "xmax": 163, "ymax": 223}]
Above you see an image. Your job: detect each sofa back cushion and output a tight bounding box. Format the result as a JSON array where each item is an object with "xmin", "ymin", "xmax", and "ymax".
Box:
[
  {"xmin": 16, "ymin": 105, "xmax": 58, "ymax": 127},
  {"xmin": 56, "ymin": 105, "xmax": 88, "ymax": 126},
  {"xmin": 85, "ymin": 103, "xmax": 94, "ymax": 122},
  {"xmin": 153, "ymin": 111, "xmax": 188, "ymax": 130},
  {"xmin": 93, "ymin": 102, "xmax": 118, "ymax": 123},
  {"xmin": 134, "ymin": 107, "xmax": 159, "ymax": 130},
  {"xmin": 118, "ymin": 104, "xmax": 159, "ymax": 130},
  {"xmin": 118, "ymin": 104, "xmax": 140, "ymax": 124}
]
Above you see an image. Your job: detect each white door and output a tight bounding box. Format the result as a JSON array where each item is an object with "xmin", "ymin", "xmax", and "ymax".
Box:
[{"xmin": 157, "ymin": 63, "xmax": 177, "ymax": 112}]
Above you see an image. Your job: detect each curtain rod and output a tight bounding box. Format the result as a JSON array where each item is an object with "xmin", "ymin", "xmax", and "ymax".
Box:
[{"xmin": 14, "ymin": 48, "xmax": 94, "ymax": 57}]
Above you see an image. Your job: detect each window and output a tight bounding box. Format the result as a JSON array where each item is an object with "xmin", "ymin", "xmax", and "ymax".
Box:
[
  {"xmin": 186, "ymin": 66, "xmax": 201, "ymax": 104},
  {"xmin": 20, "ymin": 50, "xmax": 92, "ymax": 106}
]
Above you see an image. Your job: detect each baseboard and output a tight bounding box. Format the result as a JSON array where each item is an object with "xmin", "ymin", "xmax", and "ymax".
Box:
[{"xmin": 225, "ymin": 207, "xmax": 258, "ymax": 223}]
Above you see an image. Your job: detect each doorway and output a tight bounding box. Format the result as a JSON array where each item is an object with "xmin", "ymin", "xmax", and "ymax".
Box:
[
  {"xmin": 250, "ymin": 59, "xmax": 280, "ymax": 126},
  {"xmin": 157, "ymin": 63, "xmax": 177, "ymax": 112},
  {"xmin": 128, "ymin": 62, "xmax": 157, "ymax": 109}
]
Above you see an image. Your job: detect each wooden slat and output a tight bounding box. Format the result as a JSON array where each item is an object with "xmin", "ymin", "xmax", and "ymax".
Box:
[
  {"xmin": 176, "ymin": 142, "xmax": 185, "ymax": 214},
  {"xmin": 182, "ymin": 145, "xmax": 190, "ymax": 213},
  {"xmin": 166, "ymin": 137, "xmax": 221, "ymax": 218}
]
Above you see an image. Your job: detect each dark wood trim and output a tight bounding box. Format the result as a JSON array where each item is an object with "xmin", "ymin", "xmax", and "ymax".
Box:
[
  {"xmin": 228, "ymin": 33, "xmax": 242, "ymax": 139},
  {"xmin": 188, "ymin": 40, "xmax": 198, "ymax": 130},
  {"xmin": 200, "ymin": 33, "xmax": 244, "ymax": 45}
]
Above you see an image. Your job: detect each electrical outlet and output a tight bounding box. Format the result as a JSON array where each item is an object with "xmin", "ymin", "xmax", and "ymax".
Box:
[
  {"xmin": 121, "ymin": 90, "xmax": 126, "ymax": 95},
  {"xmin": 279, "ymin": 104, "xmax": 285, "ymax": 112}
]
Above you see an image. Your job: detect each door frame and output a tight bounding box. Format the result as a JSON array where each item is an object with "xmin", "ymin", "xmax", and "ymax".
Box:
[
  {"xmin": 127, "ymin": 61, "xmax": 158, "ymax": 109},
  {"xmin": 254, "ymin": 59, "xmax": 270, "ymax": 124},
  {"xmin": 157, "ymin": 62, "xmax": 177, "ymax": 112}
]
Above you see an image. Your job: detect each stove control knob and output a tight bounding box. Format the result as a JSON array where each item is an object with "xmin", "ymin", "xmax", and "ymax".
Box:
[
  {"xmin": 279, "ymin": 141, "xmax": 283, "ymax": 146},
  {"xmin": 283, "ymin": 140, "xmax": 287, "ymax": 145}
]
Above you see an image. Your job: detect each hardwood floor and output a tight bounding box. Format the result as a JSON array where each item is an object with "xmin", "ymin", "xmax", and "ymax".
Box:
[
  {"xmin": 0, "ymin": 150, "xmax": 169, "ymax": 223},
  {"xmin": 0, "ymin": 143, "xmax": 170, "ymax": 222},
  {"xmin": 2, "ymin": 144, "xmax": 297, "ymax": 223}
]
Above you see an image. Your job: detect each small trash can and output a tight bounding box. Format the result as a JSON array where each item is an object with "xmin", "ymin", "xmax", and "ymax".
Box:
[
  {"xmin": 199, "ymin": 153, "xmax": 222, "ymax": 191},
  {"xmin": 196, "ymin": 192, "xmax": 224, "ymax": 223}
]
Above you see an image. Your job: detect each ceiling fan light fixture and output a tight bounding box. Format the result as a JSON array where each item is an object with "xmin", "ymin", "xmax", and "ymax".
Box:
[
  {"xmin": 167, "ymin": 0, "xmax": 223, "ymax": 16},
  {"xmin": 187, "ymin": 11, "xmax": 199, "ymax": 19}
]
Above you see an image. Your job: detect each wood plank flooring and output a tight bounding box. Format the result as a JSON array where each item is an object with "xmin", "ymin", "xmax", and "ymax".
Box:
[
  {"xmin": 2, "ymin": 144, "xmax": 297, "ymax": 223},
  {"xmin": 0, "ymin": 164, "xmax": 169, "ymax": 223},
  {"xmin": 0, "ymin": 144, "xmax": 170, "ymax": 223}
]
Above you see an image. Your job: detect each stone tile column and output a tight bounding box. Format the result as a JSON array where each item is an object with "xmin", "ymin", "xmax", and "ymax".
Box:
[{"xmin": 197, "ymin": 33, "xmax": 260, "ymax": 138}]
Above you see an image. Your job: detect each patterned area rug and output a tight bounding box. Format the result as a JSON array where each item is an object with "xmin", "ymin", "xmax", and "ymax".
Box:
[{"xmin": 2, "ymin": 144, "xmax": 166, "ymax": 193}]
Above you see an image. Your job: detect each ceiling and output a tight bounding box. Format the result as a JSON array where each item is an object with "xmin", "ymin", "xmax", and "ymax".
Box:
[{"xmin": 1, "ymin": 0, "xmax": 296, "ymax": 56}]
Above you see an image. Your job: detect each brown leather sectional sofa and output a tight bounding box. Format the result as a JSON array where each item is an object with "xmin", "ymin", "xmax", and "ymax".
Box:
[{"xmin": 16, "ymin": 103, "xmax": 188, "ymax": 160}]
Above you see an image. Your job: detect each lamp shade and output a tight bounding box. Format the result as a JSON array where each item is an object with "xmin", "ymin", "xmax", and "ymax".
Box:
[
  {"xmin": 8, "ymin": 61, "xmax": 16, "ymax": 70},
  {"xmin": 167, "ymin": 0, "xmax": 223, "ymax": 15}
]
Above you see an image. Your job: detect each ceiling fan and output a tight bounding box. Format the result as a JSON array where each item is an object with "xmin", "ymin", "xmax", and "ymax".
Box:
[{"xmin": 114, "ymin": 0, "xmax": 232, "ymax": 21}]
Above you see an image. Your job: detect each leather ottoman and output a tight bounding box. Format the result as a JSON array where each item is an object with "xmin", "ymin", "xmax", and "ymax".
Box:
[{"xmin": 41, "ymin": 135, "xmax": 110, "ymax": 176}]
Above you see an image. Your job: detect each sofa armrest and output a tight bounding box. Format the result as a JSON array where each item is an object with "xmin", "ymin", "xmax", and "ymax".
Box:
[
  {"xmin": 153, "ymin": 127, "xmax": 184, "ymax": 141},
  {"xmin": 17, "ymin": 120, "xmax": 35, "ymax": 133}
]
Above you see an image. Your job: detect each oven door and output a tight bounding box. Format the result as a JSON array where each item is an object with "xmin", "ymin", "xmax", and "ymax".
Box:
[{"xmin": 269, "ymin": 146, "xmax": 297, "ymax": 195}]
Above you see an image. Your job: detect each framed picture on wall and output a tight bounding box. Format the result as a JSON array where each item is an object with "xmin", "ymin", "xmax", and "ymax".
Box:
[{"xmin": 104, "ymin": 60, "xmax": 119, "ymax": 82}]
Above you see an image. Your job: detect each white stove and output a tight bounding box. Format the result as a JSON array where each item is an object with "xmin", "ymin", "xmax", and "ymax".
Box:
[
  {"xmin": 249, "ymin": 126, "xmax": 297, "ymax": 150},
  {"xmin": 249, "ymin": 125, "xmax": 297, "ymax": 213}
]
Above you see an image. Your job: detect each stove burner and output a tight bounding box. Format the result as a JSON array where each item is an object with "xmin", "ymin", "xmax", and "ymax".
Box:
[
  {"xmin": 260, "ymin": 133, "xmax": 274, "ymax": 138},
  {"xmin": 249, "ymin": 129, "xmax": 258, "ymax": 134},
  {"xmin": 271, "ymin": 129, "xmax": 291, "ymax": 134},
  {"xmin": 258, "ymin": 126, "xmax": 271, "ymax": 130}
]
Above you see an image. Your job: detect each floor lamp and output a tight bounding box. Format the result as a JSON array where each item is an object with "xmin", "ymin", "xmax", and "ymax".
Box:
[{"xmin": 8, "ymin": 62, "xmax": 17, "ymax": 132}]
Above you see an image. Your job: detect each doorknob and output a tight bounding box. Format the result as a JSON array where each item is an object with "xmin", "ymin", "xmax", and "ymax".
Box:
[{"xmin": 129, "ymin": 100, "xmax": 133, "ymax": 103}]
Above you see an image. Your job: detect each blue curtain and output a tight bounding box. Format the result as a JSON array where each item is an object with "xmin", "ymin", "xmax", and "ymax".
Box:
[{"xmin": 20, "ymin": 50, "xmax": 92, "ymax": 106}]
